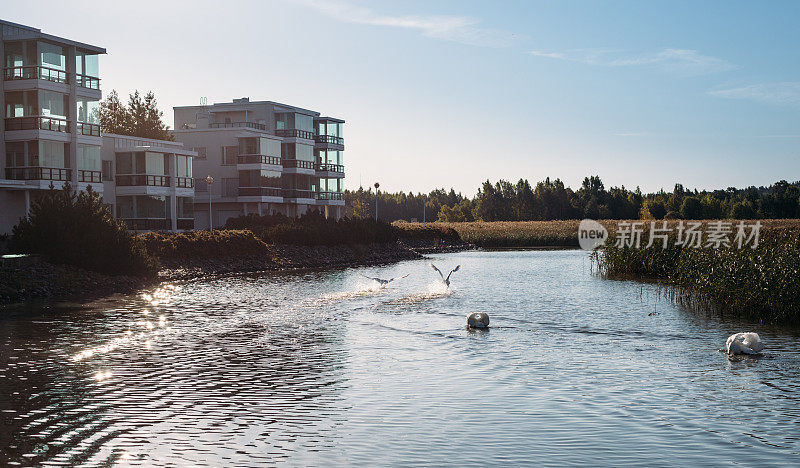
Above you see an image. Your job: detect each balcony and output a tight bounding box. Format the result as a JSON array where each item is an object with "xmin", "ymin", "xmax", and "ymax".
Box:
[
  {"xmin": 5, "ymin": 116, "xmax": 70, "ymax": 133},
  {"xmin": 176, "ymin": 177, "xmax": 194, "ymax": 188},
  {"xmin": 282, "ymin": 159, "xmax": 315, "ymax": 170},
  {"xmin": 76, "ymin": 74, "xmax": 100, "ymax": 90},
  {"xmin": 116, "ymin": 174, "xmax": 170, "ymax": 187},
  {"xmin": 77, "ymin": 122, "xmax": 100, "ymax": 136},
  {"xmin": 3, "ymin": 66, "xmax": 68, "ymax": 84},
  {"xmin": 6, "ymin": 167, "xmax": 71, "ymax": 181},
  {"xmin": 315, "ymin": 135, "xmax": 344, "ymax": 146},
  {"xmin": 315, "ymin": 163, "xmax": 345, "ymax": 176},
  {"xmin": 78, "ymin": 170, "xmax": 101, "ymax": 183},
  {"xmin": 315, "ymin": 191, "xmax": 344, "ymax": 201},
  {"xmin": 237, "ymin": 154, "xmax": 282, "ymax": 165},
  {"xmin": 238, "ymin": 187, "xmax": 283, "ymax": 197},
  {"xmin": 122, "ymin": 218, "xmax": 171, "ymax": 231},
  {"xmin": 210, "ymin": 121, "xmax": 267, "ymax": 131},
  {"xmin": 282, "ymin": 189, "xmax": 315, "ymax": 200},
  {"xmin": 275, "ymin": 129, "xmax": 315, "ymax": 140}
]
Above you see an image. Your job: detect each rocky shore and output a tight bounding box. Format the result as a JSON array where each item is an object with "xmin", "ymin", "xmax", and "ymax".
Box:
[{"xmin": 1, "ymin": 240, "xmax": 471, "ymax": 306}]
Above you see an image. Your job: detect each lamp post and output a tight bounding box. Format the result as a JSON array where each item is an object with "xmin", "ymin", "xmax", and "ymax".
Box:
[
  {"xmin": 374, "ymin": 182, "xmax": 380, "ymax": 221},
  {"xmin": 206, "ymin": 175, "xmax": 214, "ymax": 232},
  {"xmin": 423, "ymin": 195, "xmax": 426, "ymax": 223}
]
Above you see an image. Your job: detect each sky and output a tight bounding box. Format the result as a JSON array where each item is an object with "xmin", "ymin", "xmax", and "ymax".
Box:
[{"xmin": 5, "ymin": 0, "xmax": 799, "ymax": 195}]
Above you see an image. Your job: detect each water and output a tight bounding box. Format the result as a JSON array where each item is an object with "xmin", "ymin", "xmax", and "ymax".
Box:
[{"xmin": 2, "ymin": 250, "xmax": 800, "ymax": 466}]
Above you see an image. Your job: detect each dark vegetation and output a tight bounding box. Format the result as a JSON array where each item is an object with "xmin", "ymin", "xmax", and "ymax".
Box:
[
  {"xmin": 595, "ymin": 222, "xmax": 800, "ymax": 323},
  {"xmin": 139, "ymin": 230, "xmax": 275, "ymax": 261},
  {"xmin": 10, "ymin": 184, "xmax": 158, "ymax": 276},
  {"xmin": 346, "ymin": 177, "xmax": 800, "ymax": 222},
  {"xmin": 99, "ymin": 89, "xmax": 173, "ymax": 140}
]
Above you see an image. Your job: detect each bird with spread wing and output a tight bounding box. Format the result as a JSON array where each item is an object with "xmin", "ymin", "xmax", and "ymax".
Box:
[
  {"xmin": 430, "ymin": 263, "xmax": 460, "ymax": 287},
  {"xmin": 360, "ymin": 273, "xmax": 410, "ymax": 287}
]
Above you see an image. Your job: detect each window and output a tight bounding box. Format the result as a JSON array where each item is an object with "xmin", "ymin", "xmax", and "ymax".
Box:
[
  {"xmin": 176, "ymin": 155, "xmax": 192, "ymax": 178},
  {"xmin": 222, "ymin": 178, "xmax": 239, "ymax": 197},
  {"xmin": 222, "ymin": 146, "xmax": 238, "ymax": 165},
  {"xmin": 39, "ymin": 42, "xmax": 65, "ymax": 70},
  {"xmin": 38, "ymin": 90, "xmax": 69, "ymax": 118},
  {"xmin": 102, "ymin": 160, "xmax": 114, "ymax": 181},
  {"xmin": 75, "ymin": 51, "xmax": 99, "ymax": 77},
  {"xmin": 77, "ymin": 99, "xmax": 100, "ymax": 124},
  {"xmin": 117, "ymin": 196, "xmax": 134, "ymax": 218},
  {"xmin": 177, "ymin": 197, "xmax": 194, "ymax": 219},
  {"xmin": 116, "ymin": 152, "xmax": 134, "ymax": 174},
  {"xmin": 192, "ymin": 147, "xmax": 207, "ymax": 160},
  {"xmin": 38, "ymin": 141, "xmax": 68, "ymax": 167},
  {"xmin": 77, "ymin": 144, "xmax": 101, "ymax": 170}
]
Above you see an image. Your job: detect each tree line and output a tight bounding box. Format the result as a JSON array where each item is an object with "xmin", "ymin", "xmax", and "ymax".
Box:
[
  {"xmin": 100, "ymin": 90, "xmax": 173, "ymax": 141},
  {"xmin": 345, "ymin": 177, "xmax": 800, "ymax": 222}
]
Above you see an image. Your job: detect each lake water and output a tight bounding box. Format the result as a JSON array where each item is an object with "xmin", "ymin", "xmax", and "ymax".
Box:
[{"xmin": 2, "ymin": 250, "xmax": 800, "ymax": 466}]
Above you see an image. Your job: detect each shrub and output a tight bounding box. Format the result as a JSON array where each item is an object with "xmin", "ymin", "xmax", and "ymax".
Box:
[
  {"xmin": 139, "ymin": 229, "xmax": 275, "ymax": 260},
  {"xmin": 10, "ymin": 184, "xmax": 158, "ymax": 276},
  {"xmin": 224, "ymin": 212, "xmax": 399, "ymax": 246}
]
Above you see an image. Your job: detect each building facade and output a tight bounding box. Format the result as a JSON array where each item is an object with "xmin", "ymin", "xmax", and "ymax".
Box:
[
  {"xmin": 173, "ymin": 97, "xmax": 345, "ymax": 229},
  {"xmin": 1, "ymin": 19, "xmax": 104, "ymax": 234},
  {"xmin": 101, "ymin": 133, "xmax": 196, "ymax": 231}
]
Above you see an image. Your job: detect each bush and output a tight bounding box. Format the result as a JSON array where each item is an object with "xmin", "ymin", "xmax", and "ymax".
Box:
[
  {"xmin": 139, "ymin": 229, "xmax": 275, "ymax": 260},
  {"xmin": 10, "ymin": 184, "xmax": 158, "ymax": 276},
  {"xmin": 224, "ymin": 212, "xmax": 399, "ymax": 246}
]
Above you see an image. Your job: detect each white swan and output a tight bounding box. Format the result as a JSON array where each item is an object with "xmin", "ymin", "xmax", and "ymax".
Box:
[
  {"xmin": 725, "ymin": 332, "xmax": 764, "ymax": 355},
  {"xmin": 360, "ymin": 273, "xmax": 409, "ymax": 288},
  {"xmin": 430, "ymin": 263, "xmax": 460, "ymax": 287}
]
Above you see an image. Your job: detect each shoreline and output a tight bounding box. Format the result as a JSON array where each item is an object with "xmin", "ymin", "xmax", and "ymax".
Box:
[{"xmin": 0, "ymin": 241, "xmax": 472, "ymax": 309}]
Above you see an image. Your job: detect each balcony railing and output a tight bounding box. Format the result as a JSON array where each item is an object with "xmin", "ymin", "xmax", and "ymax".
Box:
[
  {"xmin": 282, "ymin": 189, "xmax": 315, "ymax": 199},
  {"xmin": 3, "ymin": 65, "xmax": 68, "ymax": 84},
  {"xmin": 210, "ymin": 121, "xmax": 267, "ymax": 131},
  {"xmin": 315, "ymin": 163, "xmax": 345, "ymax": 173},
  {"xmin": 6, "ymin": 167, "xmax": 71, "ymax": 181},
  {"xmin": 282, "ymin": 159, "xmax": 315, "ymax": 170},
  {"xmin": 315, "ymin": 191, "xmax": 344, "ymax": 201},
  {"xmin": 116, "ymin": 174, "xmax": 171, "ymax": 187},
  {"xmin": 122, "ymin": 218, "xmax": 171, "ymax": 231},
  {"xmin": 315, "ymin": 135, "xmax": 344, "ymax": 146},
  {"xmin": 76, "ymin": 74, "xmax": 100, "ymax": 90},
  {"xmin": 5, "ymin": 116, "xmax": 70, "ymax": 133},
  {"xmin": 176, "ymin": 177, "xmax": 194, "ymax": 188},
  {"xmin": 238, "ymin": 187, "xmax": 283, "ymax": 197},
  {"xmin": 78, "ymin": 170, "xmax": 102, "ymax": 183},
  {"xmin": 237, "ymin": 154, "xmax": 282, "ymax": 165},
  {"xmin": 177, "ymin": 219, "xmax": 195, "ymax": 230},
  {"xmin": 77, "ymin": 121, "xmax": 101, "ymax": 136},
  {"xmin": 275, "ymin": 129, "xmax": 315, "ymax": 140}
]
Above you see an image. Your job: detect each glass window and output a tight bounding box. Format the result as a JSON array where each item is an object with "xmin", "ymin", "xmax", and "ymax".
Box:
[
  {"xmin": 262, "ymin": 137, "xmax": 280, "ymax": 156},
  {"xmin": 4, "ymin": 90, "xmax": 36, "ymax": 117},
  {"xmin": 296, "ymin": 114, "xmax": 313, "ymax": 132},
  {"xmin": 39, "ymin": 90, "xmax": 69, "ymax": 119},
  {"xmin": 102, "ymin": 160, "xmax": 114, "ymax": 181},
  {"xmin": 142, "ymin": 152, "xmax": 166, "ymax": 174},
  {"xmin": 77, "ymin": 99, "xmax": 100, "ymax": 123},
  {"xmin": 77, "ymin": 144, "xmax": 101, "ymax": 171},
  {"xmin": 38, "ymin": 141, "xmax": 67, "ymax": 167},
  {"xmin": 38, "ymin": 42, "xmax": 65, "ymax": 70},
  {"xmin": 176, "ymin": 155, "xmax": 192, "ymax": 178},
  {"xmin": 117, "ymin": 196, "xmax": 134, "ymax": 218},
  {"xmin": 116, "ymin": 152, "xmax": 134, "ymax": 174},
  {"xmin": 137, "ymin": 196, "xmax": 167, "ymax": 218},
  {"xmin": 177, "ymin": 197, "xmax": 194, "ymax": 218},
  {"xmin": 75, "ymin": 51, "xmax": 99, "ymax": 77},
  {"xmin": 239, "ymin": 137, "xmax": 258, "ymax": 155},
  {"xmin": 297, "ymin": 144, "xmax": 313, "ymax": 161}
]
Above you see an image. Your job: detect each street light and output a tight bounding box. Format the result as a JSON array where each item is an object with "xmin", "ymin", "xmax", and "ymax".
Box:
[
  {"xmin": 206, "ymin": 175, "xmax": 214, "ymax": 232},
  {"xmin": 374, "ymin": 182, "xmax": 380, "ymax": 221}
]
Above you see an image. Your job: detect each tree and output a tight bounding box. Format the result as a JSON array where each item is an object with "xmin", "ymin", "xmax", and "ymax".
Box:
[
  {"xmin": 99, "ymin": 89, "xmax": 174, "ymax": 140},
  {"xmin": 10, "ymin": 184, "xmax": 157, "ymax": 276},
  {"xmin": 680, "ymin": 197, "xmax": 702, "ymax": 219}
]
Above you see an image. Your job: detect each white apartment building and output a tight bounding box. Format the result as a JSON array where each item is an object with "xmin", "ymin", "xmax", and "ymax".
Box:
[
  {"xmin": 1, "ymin": 19, "xmax": 104, "ymax": 234},
  {"xmin": 173, "ymin": 97, "xmax": 345, "ymax": 229}
]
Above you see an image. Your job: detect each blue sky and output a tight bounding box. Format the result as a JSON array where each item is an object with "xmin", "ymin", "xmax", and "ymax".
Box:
[{"xmin": 6, "ymin": 0, "xmax": 799, "ymax": 194}]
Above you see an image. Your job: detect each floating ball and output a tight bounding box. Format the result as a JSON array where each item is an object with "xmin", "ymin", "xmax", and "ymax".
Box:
[{"xmin": 467, "ymin": 312, "xmax": 490, "ymax": 329}]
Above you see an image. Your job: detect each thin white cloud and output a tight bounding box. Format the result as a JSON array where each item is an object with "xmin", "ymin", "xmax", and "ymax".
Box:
[
  {"xmin": 709, "ymin": 82, "xmax": 800, "ymax": 107},
  {"xmin": 288, "ymin": 0, "xmax": 519, "ymax": 47},
  {"xmin": 529, "ymin": 48, "xmax": 734, "ymax": 75}
]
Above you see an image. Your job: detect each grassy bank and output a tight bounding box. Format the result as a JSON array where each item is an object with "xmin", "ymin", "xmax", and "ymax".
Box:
[
  {"xmin": 596, "ymin": 222, "xmax": 800, "ymax": 323},
  {"xmin": 396, "ymin": 220, "xmax": 593, "ymax": 248}
]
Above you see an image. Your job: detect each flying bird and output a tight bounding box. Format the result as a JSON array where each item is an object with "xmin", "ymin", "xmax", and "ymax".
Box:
[
  {"xmin": 361, "ymin": 273, "xmax": 409, "ymax": 287},
  {"xmin": 430, "ymin": 263, "xmax": 460, "ymax": 287}
]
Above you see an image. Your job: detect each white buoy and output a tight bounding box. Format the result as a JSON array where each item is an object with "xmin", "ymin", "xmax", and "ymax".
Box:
[
  {"xmin": 725, "ymin": 332, "xmax": 764, "ymax": 355},
  {"xmin": 467, "ymin": 312, "xmax": 489, "ymax": 329}
]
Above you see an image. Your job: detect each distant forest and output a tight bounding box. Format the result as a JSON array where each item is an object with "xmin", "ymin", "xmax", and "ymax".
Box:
[{"xmin": 344, "ymin": 177, "xmax": 800, "ymax": 222}]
